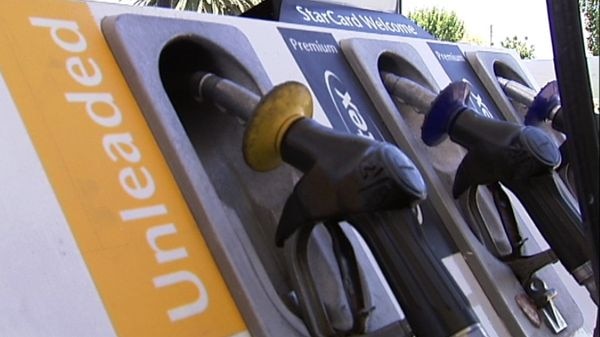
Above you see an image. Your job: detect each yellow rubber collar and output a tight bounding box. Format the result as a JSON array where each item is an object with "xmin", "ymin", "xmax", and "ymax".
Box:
[{"xmin": 243, "ymin": 82, "xmax": 313, "ymax": 171}]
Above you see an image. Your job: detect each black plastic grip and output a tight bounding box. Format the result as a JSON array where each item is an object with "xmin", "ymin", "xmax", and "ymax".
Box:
[
  {"xmin": 449, "ymin": 108, "xmax": 560, "ymax": 196},
  {"xmin": 550, "ymin": 107, "xmax": 599, "ymax": 137},
  {"xmin": 276, "ymin": 118, "xmax": 484, "ymax": 336},
  {"xmin": 348, "ymin": 210, "xmax": 482, "ymax": 337},
  {"xmin": 502, "ymin": 174, "xmax": 590, "ymax": 272},
  {"xmin": 550, "ymin": 107, "xmax": 567, "ymax": 134},
  {"xmin": 449, "ymin": 108, "xmax": 591, "ymax": 274},
  {"xmin": 276, "ymin": 118, "xmax": 426, "ymax": 245}
]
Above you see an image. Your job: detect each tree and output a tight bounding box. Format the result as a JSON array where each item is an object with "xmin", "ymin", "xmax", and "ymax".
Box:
[
  {"xmin": 500, "ymin": 35, "xmax": 535, "ymax": 60},
  {"xmin": 131, "ymin": 0, "xmax": 260, "ymax": 15},
  {"xmin": 408, "ymin": 7, "xmax": 465, "ymax": 42},
  {"xmin": 581, "ymin": 0, "xmax": 599, "ymax": 55}
]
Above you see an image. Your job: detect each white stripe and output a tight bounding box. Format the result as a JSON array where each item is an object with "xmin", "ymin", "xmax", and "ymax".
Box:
[
  {"xmin": 0, "ymin": 72, "xmax": 118, "ymax": 337},
  {"xmin": 120, "ymin": 203, "xmax": 167, "ymax": 221},
  {"xmin": 229, "ymin": 331, "xmax": 252, "ymax": 337}
]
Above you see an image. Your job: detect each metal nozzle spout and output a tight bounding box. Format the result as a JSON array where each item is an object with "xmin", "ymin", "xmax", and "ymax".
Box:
[
  {"xmin": 189, "ymin": 72, "xmax": 313, "ymax": 171},
  {"xmin": 496, "ymin": 76, "xmax": 537, "ymax": 106},
  {"xmin": 380, "ymin": 72, "xmax": 437, "ymax": 114},
  {"xmin": 190, "ymin": 71, "xmax": 260, "ymax": 122}
]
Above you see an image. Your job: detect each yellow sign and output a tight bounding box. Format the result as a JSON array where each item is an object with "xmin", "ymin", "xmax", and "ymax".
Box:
[{"xmin": 0, "ymin": 1, "xmax": 247, "ymax": 336}]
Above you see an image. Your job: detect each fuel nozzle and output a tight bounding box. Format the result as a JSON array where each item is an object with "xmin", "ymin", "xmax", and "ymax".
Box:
[
  {"xmin": 496, "ymin": 77, "xmax": 564, "ymax": 132},
  {"xmin": 380, "ymin": 72, "xmax": 436, "ymax": 114},
  {"xmin": 380, "ymin": 72, "xmax": 561, "ymax": 192},
  {"xmin": 193, "ymin": 73, "xmax": 488, "ymax": 337},
  {"xmin": 191, "ymin": 72, "xmax": 313, "ymax": 171},
  {"xmin": 191, "ymin": 72, "xmax": 426, "ymax": 241},
  {"xmin": 382, "ymin": 73, "xmax": 597, "ymax": 305},
  {"xmin": 496, "ymin": 76, "xmax": 537, "ymax": 107}
]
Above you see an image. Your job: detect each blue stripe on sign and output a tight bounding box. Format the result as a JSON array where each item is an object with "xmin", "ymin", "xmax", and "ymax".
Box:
[
  {"xmin": 278, "ymin": 27, "xmax": 392, "ymax": 142},
  {"xmin": 428, "ymin": 42, "xmax": 503, "ymax": 120},
  {"xmin": 279, "ymin": 0, "xmax": 434, "ymax": 39}
]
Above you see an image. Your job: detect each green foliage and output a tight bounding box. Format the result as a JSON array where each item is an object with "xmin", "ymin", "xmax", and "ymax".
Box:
[
  {"xmin": 500, "ymin": 35, "xmax": 535, "ymax": 60},
  {"xmin": 131, "ymin": 0, "xmax": 260, "ymax": 15},
  {"xmin": 408, "ymin": 7, "xmax": 465, "ymax": 42},
  {"xmin": 581, "ymin": 0, "xmax": 599, "ymax": 56}
]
